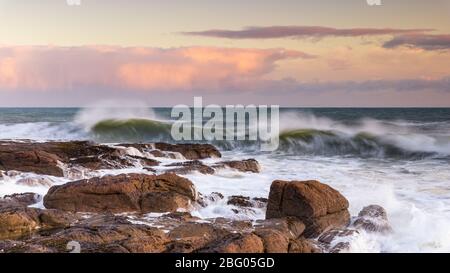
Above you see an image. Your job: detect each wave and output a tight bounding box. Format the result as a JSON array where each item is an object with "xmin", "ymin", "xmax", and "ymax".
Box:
[
  {"xmin": 277, "ymin": 129, "xmax": 446, "ymax": 159},
  {"xmin": 91, "ymin": 118, "xmax": 172, "ymax": 142},
  {"xmin": 1, "ymin": 107, "xmax": 449, "ymax": 160}
]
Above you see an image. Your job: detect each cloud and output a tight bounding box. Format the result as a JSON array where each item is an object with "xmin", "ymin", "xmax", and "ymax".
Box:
[
  {"xmin": 0, "ymin": 46, "xmax": 312, "ymax": 91},
  {"xmin": 383, "ymin": 34, "xmax": 450, "ymax": 50},
  {"xmin": 182, "ymin": 26, "xmax": 432, "ymax": 39}
]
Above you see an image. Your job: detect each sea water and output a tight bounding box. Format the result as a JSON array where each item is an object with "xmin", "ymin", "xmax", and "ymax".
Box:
[{"xmin": 1, "ymin": 107, "xmax": 449, "ymax": 252}]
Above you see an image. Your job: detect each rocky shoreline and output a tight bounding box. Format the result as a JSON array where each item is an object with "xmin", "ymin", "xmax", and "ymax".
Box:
[{"xmin": 0, "ymin": 141, "xmax": 391, "ymax": 253}]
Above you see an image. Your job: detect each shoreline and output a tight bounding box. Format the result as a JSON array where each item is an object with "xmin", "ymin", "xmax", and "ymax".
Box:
[{"xmin": 0, "ymin": 140, "xmax": 390, "ymax": 253}]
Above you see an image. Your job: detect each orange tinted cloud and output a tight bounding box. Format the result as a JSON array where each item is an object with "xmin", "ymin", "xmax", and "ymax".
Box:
[{"xmin": 0, "ymin": 46, "xmax": 311, "ymax": 91}]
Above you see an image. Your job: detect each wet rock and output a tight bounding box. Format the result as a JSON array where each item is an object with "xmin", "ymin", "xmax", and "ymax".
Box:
[
  {"xmin": 288, "ymin": 238, "xmax": 322, "ymax": 253},
  {"xmin": 19, "ymin": 215, "xmax": 169, "ymax": 253},
  {"xmin": 165, "ymin": 160, "xmax": 215, "ymax": 175},
  {"xmin": 154, "ymin": 143, "xmax": 221, "ymax": 160},
  {"xmin": 0, "ymin": 240, "xmax": 55, "ymax": 253},
  {"xmin": 254, "ymin": 228, "xmax": 290, "ymax": 253},
  {"xmin": 0, "ymin": 147, "xmax": 63, "ymax": 176},
  {"xmin": 166, "ymin": 222, "xmax": 231, "ymax": 253},
  {"xmin": 198, "ymin": 233, "xmax": 264, "ymax": 253},
  {"xmin": 0, "ymin": 141, "xmax": 160, "ymax": 177},
  {"xmin": 227, "ymin": 195, "xmax": 267, "ymax": 208},
  {"xmin": 197, "ymin": 192, "xmax": 225, "ymax": 207},
  {"xmin": 43, "ymin": 173, "xmax": 197, "ymax": 213},
  {"xmin": 3, "ymin": 193, "xmax": 42, "ymax": 206},
  {"xmin": 353, "ymin": 205, "xmax": 392, "ymax": 233},
  {"xmin": 0, "ymin": 198, "xmax": 80, "ymax": 240},
  {"xmin": 254, "ymin": 217, "xmax": 306, "ymax": 240},
  {"xmin": 129, "ymin": 156, "xmax": 160, "ymax": 167},
  {"xmin": 38, "ymin": 209, "xmax": 79, "ymax": 229},
  {"xmin": 213, "ymin": 159, "xmax": 260, "ymax": 173},
  {"xmin": 0, "ymin": 204, "xmax": 40, "ymax": 240},
  {"xmin": 266, "ymin": 180, "xmax": 350, "ymax": 238},
  {"xmin": 318, "ymin": 228, "xmax": 359, "ymax": 253}
]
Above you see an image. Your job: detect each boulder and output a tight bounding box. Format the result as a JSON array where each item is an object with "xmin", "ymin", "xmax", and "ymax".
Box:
[
  {"xmin": 353, "ymin": 205, "xmax": 392, "ymax": 233},
  {"xmin": 43, "ymin": 173, "xmax": 197, "ymax": 213},
  {"xmin": 266, "ymin": 180, "xmax": 350, "ymax": 237}
]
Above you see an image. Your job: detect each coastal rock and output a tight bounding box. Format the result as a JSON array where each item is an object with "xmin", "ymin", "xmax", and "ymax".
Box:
[
  {"xmin": 227, "ymin": 195, "xmax": 267, "ymax": 208},
  {"xmin": 198, "ymin": 233, "xmax": 264, "ymax": 253},
  {"xmin": 288, "ymin": 238, "xmax": 322, "ymax": 253},
  {"xmin": 213, "ymin": 159, "xmax": 261, "ymax": 173},
  {"xmin": 154, "ymin": 143, "xmax": 221, "ymax": 160},
  {"xmin": 3, "ymin": 193, "xmax": 42, "ymax": 206},
  {"xmin": 15, "ymin": 177, "xmax": 54, "ymax": 187},
  {"xmin": 0, "ymin": 148, "xmax": 63, "ymax": 176},
  {"xmin": 198, "ymin": 192, "xmax": 224, "ymax": 207},
  {"xmin": 166, "ymin": 222, "xmax": 232, "ymax": 253},
  {"xmin": 0, "ymin": 141, "xmax": 160, "ymax": 177},
  {"xmin": 318, "ymin": 228, "xmax": 359, "ymax": 253},
  {"xmin": 165, "ymin": 160, "xmax": 215, "ymax": 175},
  {"xmin": 43, "ymin": 173, "xmax": 197, "ymax": 213},
  {"xmin": 0, "ymin": 198, "xmax": 80, "ymax": 240},
  {"xmin": 353, "ymin": 205, "xmax": 392, "ymax": 233},
  {"xmin": 266, "ymin": 180, "xmax": 350, "ymax": 237},
  {"xmin": 0, "ymin": 240, "xmax": 55, "ymax": 253},
  {"xmin": 0, "ymin": 204, "xmax": 40, "ymax": 240},
  {"xmin": 15, "ymin": 215, "xmax": 169, "ymax": 253}
]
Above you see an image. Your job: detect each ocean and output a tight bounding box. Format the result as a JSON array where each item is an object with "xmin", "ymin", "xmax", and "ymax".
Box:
[{"xmin": 1, "ymin": 107, "xmax": 450, "ymax": 252}]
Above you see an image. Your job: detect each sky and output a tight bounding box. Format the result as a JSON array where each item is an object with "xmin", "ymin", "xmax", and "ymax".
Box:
[{"xmin": 1, "ymin": 0, "xmax": 450, "ymax": 107}]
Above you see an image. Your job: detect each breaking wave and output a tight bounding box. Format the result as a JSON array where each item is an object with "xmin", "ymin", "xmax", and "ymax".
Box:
[{"xmin": 1, "ymin": 107, "xmax": 449, "ymax": 160}]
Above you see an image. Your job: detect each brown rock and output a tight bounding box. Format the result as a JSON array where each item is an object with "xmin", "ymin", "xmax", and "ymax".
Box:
[
  {"xmin": 38, "ymin": 209, "xmax": 79, "ymax": 228},
  {"xmin": 0, "ymin": 204, "xmax": 40, "ymax": 240},
  {"xmin": 3, "ymin": 193, "xmax": 42, "ymax": 206},
  {"xmin": 0, "ymin": 148, "xmax": 63, "ymax": 176},
  {"xmin": 154, "ymin": 143, "xmax": 221, "ymax": 160},
  {"xmin": 288, "ymin": 238, "xmax": 322, "ymax": 253},
  {"xmin": 24, "ymin": 215, "xmax": 169, "ymax": 253},
  {"xmin": 198, "ymin": 233, "xmax": 264, "ymax": 253},
  {"xmin": 165, "ymin": 160, "xmax": 215, "ymax": 175},
  {"xmin": 0, "ymin": 141, "xmax": 157, "ymax": 176},
  {"xmin": 43, "ymin": 173, "xmax": 197, "ymax": 213},
  {"xmin": 254, "ymin": 228, "xmax": 289, "ymax": 253},
  {"xmin": 266, "ymin": 180, "xmax": 350, "ymax": 238},
  {"xmin": 213, "ymin": 159, "xmax": 260, "ymax": 173}
]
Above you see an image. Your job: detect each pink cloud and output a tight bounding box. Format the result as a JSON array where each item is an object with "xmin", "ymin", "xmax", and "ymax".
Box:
[{"xmin": 0, "ymin": 46, "xmax": 312, "ymax": 92}]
